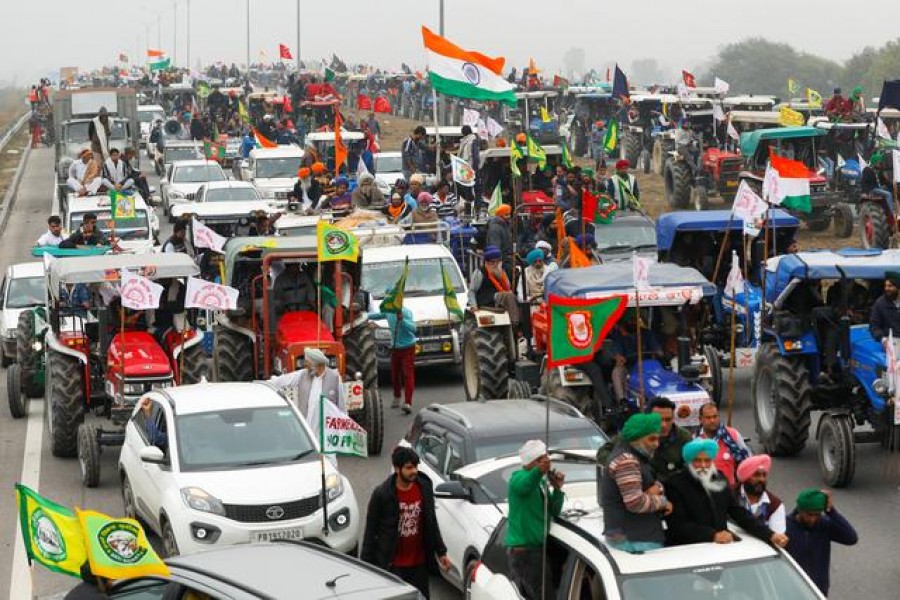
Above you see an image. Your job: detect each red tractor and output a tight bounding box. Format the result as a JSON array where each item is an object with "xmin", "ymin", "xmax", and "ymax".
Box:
[
  {"xmin": 215, "ymin": 236, "xmax": 383, "ymax": 455},
  {"xmin": 665, "ymin": 130, "xmax": 742, "ymax": 211}
]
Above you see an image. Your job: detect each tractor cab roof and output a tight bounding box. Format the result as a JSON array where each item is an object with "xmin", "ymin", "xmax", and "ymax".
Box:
[
  {"xmin": 739, "ymin": 126, "xmax": 826, "ymax": 157},
  {"xmin": 544, "ymin": 263, "xmax": 716, "ymax": 306},
  {"xmin": 809, "ymin": 117, "xmax": 873, "ymax": 132},
  {"xmin": 223, "ymin": 235, "xmax": 324, "ymax": 283},
  {"xmin": 47, "ymin": 253, "xmax": 198, "ymax": 295},
  {"xmin": 656, "ymin": 209, "xmax": 800, "ymax": 252},
  {"xmin": 723, "ymin": 95, "xmax": 777, "ymax": 109},
  {"xmin": 766, "ymin": 249, "xmax": 900, "ymax": 291},
  {"xmin": 728, "ymin": 110, "xmax": 782, "ymax": 125}
]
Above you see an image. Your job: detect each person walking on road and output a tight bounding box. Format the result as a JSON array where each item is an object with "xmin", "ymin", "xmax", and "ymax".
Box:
[
  {"xmin": 505, "ymin": 439, "xmax": 565, "ymax": 600},
  {"xmin": 361, "ymin": 446, "xmax": 451, "ymax": 598},
  {"xmin": 368, "ymin": 305, "xmax": 417, "ymax": 414},
  {"xmin": 785, "ymin": 488, "xmax": 858, "ymax": 597}
]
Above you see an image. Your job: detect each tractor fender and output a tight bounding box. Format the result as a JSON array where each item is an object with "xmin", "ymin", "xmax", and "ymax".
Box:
[
  {"xmin": 470, "ymin": 308, "xmax": 511, "ymax": 328},
  {"xmin": 45, "ymin": 334, "xmax": 88, "ymax": 365},
  {"xmin": 815, "ymin": 409, "xmax": 853, "ymax": 440},
  {"xmin": 775, "ymin": 332, "xmax": 818, "ymax": 356},
  {"xmin": 556, "ymin": 365, "xmax": 592, "ymax": 388},
  {"xmin": 170, "ymin": 330, "xmax": 204, "ymax": 360},
  {"xmin": 216, "ymin": 314, "xmax": 255, "ymax": 342}
]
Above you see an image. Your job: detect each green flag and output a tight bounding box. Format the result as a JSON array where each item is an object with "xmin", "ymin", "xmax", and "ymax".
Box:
[
  {"xmin": 603, "ymin": 120, "xmax": 618, "ymax": 154},
  {"xmin": 526, "ymin": 134, "xmax": 547, "ymax": 170},
  {"xmin": 595, "ymin": 194, "xmax": 618, "ymax": 225},
  {"xmin": 325, "ymin": 67, "xmax": 336, "ymax": 82},
  {"xmin": 546, "ymin": 294, "xmax": 627, "ymax": 368},
  {"xmin": 562, "ymin": 143, "xmax": 574, "ymax": 169},
  {"xmin": 441, "ymin": 260, "xmax": 463, "ymax": 320},
  {"xmin": 15, "ymin": 484, "xmax": 87, "ymax": 577},
  {"xmin": 109, "ymin": 190, "xmax": 136, "ymax": 220},
  {"xmin": 196, "ymin": 80, "xmax": 210, "ymax": 99},
  {"xmin": 380, "ymin": 257, "xmax": 409, "ymax": 314},
  {"xmin": 320, "ymin": 394, "xmax": 368, "ymax": 457},
  {"xmin": 487, "ymin": 183, "xmax": 503, "ymax": 216},
  {"xmin": 509, "ymin": 138, "xmax": 524, "ymax": 177},
  {"xmin": 76, "ymin": 508, "xmax": 169, "ymax": 579}
]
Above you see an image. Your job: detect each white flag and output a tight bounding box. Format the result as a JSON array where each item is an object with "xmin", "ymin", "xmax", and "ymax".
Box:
[
  {"xmin": 487, "ymin": 183, "xmax": 503, "ymax": 216},
  {"xmin": 836, "ymin": 153, "xmax": 846, "ymax": 169},
  {"xmin": 476, "ymin": 118, "xmax": 489, "ymax": 140},
  {"xmin": 320, "ymin": 395, "xmax": 368, "ymax": 458},
  {"xmin": 877, "ymin": 117, "xmax": 891, "ymax": 140},
  {"xmin": 858, "ymin": 153, "xmax": 869, "ymax": 173},
  {"xmin": 712, "ymin": 103, "xmax": 726, "ymax": 122},
  {"xmin": 192, "ymin": 217, "xmax": 227, "ymax": 253},
  {"xmin": 714, "ymin": 77, "xmax": 731, "ymax": 95},
  {"xmin": 727, "ymin": 120, "xmax": 740, "ymax": 141},
  {"xmin": 450, "ymin": 154, "xmax": 476, "ymax": 187},
  {"xmin": 732, "ymin": 181, "xmax": 767, "ymax": 237},
  {"xmin": 632, "ymin": 252, "xmax": 651, "ymax": 290},
  {"xmin": 486, "ymin": 117, "xmax": 504, "ymax": 139},
  {"xmin": 118, "ymin": 269, "xmax": 163, "ymax": 310},
  {"xmin": 676, "ymin": 82, "xmax": 692, "ymax": 102},
  {"xmin": 184, "ymin": 276, "xmax": 239, "ymax": 310},
  {"xmin": 462, "ymin": 108, "xmax": 481, "ymax": 128},
  {"xmin": 356, "ymin": 154, "xmax": 372, "ymax": 180},
  {"xmin": 724, "ymin": 251, "xmax": 744, "ymax": 297},
  {"xmin": 763, "ymin": 164, "xmax": 781, "ymax": 204}
]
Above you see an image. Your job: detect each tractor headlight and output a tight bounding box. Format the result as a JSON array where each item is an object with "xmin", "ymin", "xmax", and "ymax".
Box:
[
  {"xmin": 873, "ymin": 378, "xmax": 889, "ymax": 396},
  {"xmin": 31, "ymin": 340, "xmax": 43, "ymax": 352},
  {"xmin": 123, "ymin": 383, "xmax": 145, "ymax": 395},
  {"xmin": 181, "ymin": 487, "xmax": 226, "ymax": 516},
  {"xmin": 325, "ymin": 473, "xmax": 344, "ymax": 502}
]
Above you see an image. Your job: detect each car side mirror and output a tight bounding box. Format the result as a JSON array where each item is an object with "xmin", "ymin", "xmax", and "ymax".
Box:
[
  {"xmin": 139, "ymin": 445, "xmax": 167, "ymax": 465},
  {"xmin": 434, "ymin": 481, "xmax": 471, "ymax": 501}
]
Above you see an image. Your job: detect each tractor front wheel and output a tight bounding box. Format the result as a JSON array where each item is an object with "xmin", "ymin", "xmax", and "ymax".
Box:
[
  {"xmin": 345, "ymin": 324, "xmax": 384, "ymax": 456},
  {"xmin": 462, "ymin": 326, "xmax": 509, "ymax": 401},
  {"xmin": 818, "ymin": 413, "xmax": 856, "ymax": 487},
  {"xmin": 751, "ymin": 343, "xmax": 812, "ymax": 456},
  {"xmin": 832, "ymin": 202, "xmax": 854, "ymax": 238},
  {"xmin": 78, "ymin": 423, "xmax": 101, "ymax": 488},
  {"xmin": 665, "ymin": 162, "xmax": 691, "ymax": 209},
  {"xmin": 47, "ymin": 351, "xmax": 84, "ymax": 458},
  {"xmin": 806, "ymin": 209, "xmax": 832, "ymax": 232},
  {"xmin": 214, "ymin": 327, "xmax": 254, "ymax": 382},
  {"xmin": 16, "ymin": 311, "xmax": 42, "ymax": 397},
  {"xmin": 541, "ymin": 367, "xmax": 595, "ymax": 419},
  {"xmin": 702, "ymin": 346, "xmax": 723, "ymax": 407},
  {"xmin": 623, "ymin": 132, "xmax": 641, "ymax": 166},
  {"xmin": 859, "ymin": 202, "xmax": 892, "ymax": 250},
  {"xmin": 7, "ymin": 363, "xmax": 27, "ymax": 419}
]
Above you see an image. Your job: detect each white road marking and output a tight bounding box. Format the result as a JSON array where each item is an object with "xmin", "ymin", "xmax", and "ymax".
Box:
[{"xmin": 10, "ymin": 400, "xmax": 44, "ymax": 600}]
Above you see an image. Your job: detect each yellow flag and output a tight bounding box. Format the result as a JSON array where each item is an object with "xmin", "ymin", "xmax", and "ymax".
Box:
[
  {"xmin": 77, "ymin": 509, "xmax": 170, "ymax": 580},
  {"xmin": 16, "ymin": 484, "xmax": 87, "ymax": 577},
  {"xmin": 778, "ymin": 105, "xmax": 805, "ymax": 127},
  {"xmin": 317, "ymin": 220, "xmax": 359, "ymax": 262},
  {"xmin": 806, "ymin": 88, "xmax": 823, "ymax": 108},
  {"xmin": 238, "ymin": 100, "xmax": 250, "ymax": 124},
  {"xmin": 787, "ymin": 78, "xmax": 799, "ymax": 96},
  {"xmin": 540, "ymin": 106, "xmax": 551, "ymax": 123}
]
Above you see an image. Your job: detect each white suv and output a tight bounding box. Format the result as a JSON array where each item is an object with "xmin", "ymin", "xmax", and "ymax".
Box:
[{"xmin": 118, "ymin": 382, "xmax": 360, "ymax": 557}]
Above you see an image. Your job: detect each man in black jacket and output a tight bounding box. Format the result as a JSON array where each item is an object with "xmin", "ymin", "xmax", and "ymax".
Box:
[
  {"xmin": 665, "ymin": 439, "xmax": 789, "ymax": 548},
  {"xmin": 60, "ymin": 213, "xmax": 111, "ymax": 249},
  {"xmin": 361, "ymin": 446, "xmax": 451, "ymax": 598},
  {"xmin": 869, "ymin": 271, "xmax": 900, "ymax": 344}
]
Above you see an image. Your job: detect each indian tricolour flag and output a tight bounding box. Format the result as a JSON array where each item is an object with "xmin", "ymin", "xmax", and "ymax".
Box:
[
  {"xmin": 764, "ymin": 153, "xmax": 812, "ymax": 213},
  {"xmin": 421, "ymin": 26, "xmax": 516, "ymax": 106}
]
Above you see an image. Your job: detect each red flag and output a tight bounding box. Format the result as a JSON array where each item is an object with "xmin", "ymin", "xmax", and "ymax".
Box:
[
  {"xmin": 605, "ymin": 67, "xmax": 611, "ymax": 82},
  {"xmin": 581, "ymin": 189, "xmax": 598, "ymax": 223},
  {"xmin": 682, "ymin": 70, "xmax": 697, "ymax": 88},
  {"xmin": 357, "ymin": 94, "xmax": 373, "ymax": 110},
  {"xmin": 373, "ymin": 97, "xmax": 392, "ymax": 113},
  {"xmin": 279, "ymin": 44, "xmax": 293, "ymax": 60},
  {"xmin": 334, "ymin": 111, "xmax": 348, "ymax": 176},
  {"xmin": 282, "ymin": 95, "xmax": 293, "ymax": 115}
]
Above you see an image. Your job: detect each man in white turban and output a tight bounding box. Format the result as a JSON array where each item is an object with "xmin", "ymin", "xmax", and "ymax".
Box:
[{"xmin": 268, "ymin": 347, "xmax": 345, "ymax": 439}]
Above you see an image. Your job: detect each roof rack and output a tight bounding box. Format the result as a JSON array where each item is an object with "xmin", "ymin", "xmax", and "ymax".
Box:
[{"xmin": 425, "ymin": 404, "xmax": 472, "ymax": 428}]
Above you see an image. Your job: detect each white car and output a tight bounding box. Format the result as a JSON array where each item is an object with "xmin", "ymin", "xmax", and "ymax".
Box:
[
  {"xmin": 65, "ymin": 194, "xmax": 159, "ymax": 253},
  {"xmin": 238, "ymin": 146, "xmax": 305, "ymax": 206},
  {"xmin": 118, "ymin": 382, "xmax": 360, "ymax": 557},
  {"xmin": 162, "ymin": 141, "xmax": 204, "ymax": 172},
  {"xmin": 372, "ymin": 151, "xmax": 403, "ymax": 196},
  {"xmin": 161, "ymin": 160, "xmax": 228, "ymax": 219},
  {"xmin": 1, "ymin": 262, "xmax": 45, "ymax": 366},
  {"xmin": 137, "ymin": 104, "xmax": 166, "ymax": 149},
  {"xmin": 170, "ymin": 181, "xmax": 281, "ymax": 233},
  {"xmin": 470, "ymin": 506, "xmax": 825, "ymax": 600}
]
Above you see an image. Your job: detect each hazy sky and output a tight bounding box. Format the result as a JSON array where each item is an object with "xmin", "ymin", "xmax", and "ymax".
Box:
[{"xmin": 3, "ymin": 0, "xmax": 899, "ymax": 84}]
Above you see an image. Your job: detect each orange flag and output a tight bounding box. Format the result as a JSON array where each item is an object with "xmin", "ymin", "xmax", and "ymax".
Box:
[
  {"xmin": 252, "ymin": 127, "xmax": 277, "ymax": 149},
  {"xmin": 569, "ymin": 240, "xmax": 592, "ymax": 268},
  {"xmin": 555, "ymin": 208, "xmax": 566, "ymax": 260},
  {"xmin": 334, "ymin": 111, "xmax": 348, "ymax": 176}
]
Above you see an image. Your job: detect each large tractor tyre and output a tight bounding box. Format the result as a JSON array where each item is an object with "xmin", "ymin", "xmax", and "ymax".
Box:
[
  {"xmin": 859, "ymin": 202, "xmax": 892, "ymax": 250},
  {"xmin": 751, "ymin": 343, "xmax": 812, "ymax": 456},
  {"xmin": 78, "ymin": 423, "xmax": 101, "ymax": 488},
  {"xmin": 623, "ymin": 132, "xmax": 641, "ymax": 166},
  {"xmin": 817, "ymin": 413, "xmax": 856, "ymax": 488},
  {"xmin": 462, "ymin": 327, "xmax": 509, "ymax": 401},
  {"xmin": 7, "ymin": 363, "xmax": 27, "ymax": 419},
  {"xmin": 640, "ymin": 149, "xmax": 652, "ymax": 175},
  {"xmin": 832, "ymin": 202, "xmax": 854, "ymax": 238},
  {"xmin": 651, "ymin": 140, "xmax": 665, "ymax": 176},
  {"xmin": 179, "ymin": 343, "xmax": 208, "ymax": 385},
  {"xmin": 541, "ymin": 367, "xmax": 596, "ymax": 420},
  {"xmin": 507, "ymin": 378, "xmax": 532, "ymax": 399},
  {"xmin": 215, "ymin": 327, "xmax": 254, "ymax": 382},
  {"xmin": 702, "ymin": 346, "xmax": 723, "ymax": 408},
  {"xmin": 345, "ymin": 324, "xmax": 384, "ymax": 456},
  {"xmin": 16, "ymin": 312, "xmax": 44, "ymax": 398},
  {"xmin": 664, "ymin": 162, "xmax": 692, "ymax": 209},
  {"xmin": 691, "ymin": 185, "xmax": 710, "ymax": 211},
  {"xmin": 1, "ymin": 348, "xmax": 10, "ymax": 367},
  {"xmin": 46, "ymin": 351, "xmax": 85, "ymax": 458},
  {"xmin": 805, "ymin": 209, "xmax": 832, "ymax": 232}
]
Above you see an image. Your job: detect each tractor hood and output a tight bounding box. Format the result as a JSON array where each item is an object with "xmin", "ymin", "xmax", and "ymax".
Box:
[
  {"xmin": 107, "ymin": 331, "xmax": 172, "ymax": 377},
  {"xmin": 628, "ymin": 359, "xmax": 710, "ymax": 427},
  {"xmin": 276, "ymin": 311, "xmax": 335, "ymax": 347}
]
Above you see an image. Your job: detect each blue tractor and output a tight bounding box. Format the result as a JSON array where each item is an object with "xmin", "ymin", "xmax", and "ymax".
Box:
[
  {"xmin": 752, "ymin": 248, "xmax": 900, "ymax": 487},
  {"xmin": 537, "ymin": 262, "xmax": 721, "ymax": 430},
  {"xmin": 656, "ymin": 210, "xmax": 800, "ymax": 376}
]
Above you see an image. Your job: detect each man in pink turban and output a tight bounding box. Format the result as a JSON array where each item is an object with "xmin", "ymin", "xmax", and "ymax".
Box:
[{"xmin": 736, "ymin": 454, "xmax": 785, "ymax": 533}]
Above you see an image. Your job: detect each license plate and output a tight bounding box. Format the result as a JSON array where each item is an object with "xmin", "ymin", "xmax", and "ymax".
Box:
[
  {"xmin": 422, "ymin": 342, "xmax": 443, "ymax": 353},
  {"xmin": 726, "ymin": 180, "xmax": 738, "ymax": 188},
  {"xmin": 254, "ymin": 527, "xmax": 303, "ymax": 543}
]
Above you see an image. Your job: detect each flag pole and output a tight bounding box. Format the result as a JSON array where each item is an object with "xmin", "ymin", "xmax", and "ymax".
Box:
[
  {"xmin": 635, "ymin": 290, "xmax": 644, "ymax": 408},
  {"xmin": 726, "ymin": 284, "xmax": 737, "ymax": 427},
  {"xmin": 319, "ymin": 394, "xmax": 330, "ymax": 536},
  {"xmin": 119, "ymin": 303, "xmax": 126, "ymax": 407},
  {"xmin": 431, "ymin": 88, "xmax": 441, "ymax": 182}
]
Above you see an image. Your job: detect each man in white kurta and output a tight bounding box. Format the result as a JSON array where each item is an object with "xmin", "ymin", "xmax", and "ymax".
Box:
[{"xmin": 267, "ymin": 347, "xmax": 345, "ymax": 441}]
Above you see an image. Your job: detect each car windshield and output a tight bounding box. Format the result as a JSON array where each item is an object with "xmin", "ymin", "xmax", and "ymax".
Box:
[
  {"xmin": 620, "ymin": 557, "xmax": 820, "ymax": 600},
  {"xmin": 374, "ymin": 154, "xmax": 403, "ymax": 173},
  {"xmin": 473, "ymin": 459, "xmax": 597, "ymax": 504},
  {"xmin": 474, "ymin": 428, "xmax": 604, "ymax": 462},
  {"xmin": 165, "ymin": 146, "xmax": 202, "ymax": 163},
  {"xmin": 70, "ymin": 210, "xmax": 150, "ymax": 241},
  {"xmin": 204, "ymin": 187, "xmax": 260, "ymax": 202},
  {"xmin": 138, "ymin": 110, "xmax": 165, "ymax": 124},
  {"xmin": 6, "ymin": 277, "xmax": 44, "ymax": 308},
  {"xmin": 363, "ymin": 258, "xmax": 464, "ymax": 298},
  {"xmin": 255, "ymin": 157, "xmax": 302, "ymax": 179},
  {"xmin": 172, "ymin": 165, "xmax": 226, "ymax": 183},
  {"xmin": 175, "ymin": 406, "xmax": 316, "ymax": 471},
  {"xmin": 65, "ymin": 120, "xmax": 127, "ymax": 143},
  {"xmin": 597, "ymin": 224, "xmax": 658, "ymax": 253}
]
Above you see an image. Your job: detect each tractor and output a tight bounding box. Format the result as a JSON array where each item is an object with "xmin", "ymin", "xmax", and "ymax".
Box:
[
  {"xmin": 752, "ymin": 248, "xmax": 900, "ymax": 487},
  {"xmin": 738, "ymin": 127, "xmax": 854, "ymax": 238},
  {"xmin": 530, "ymin": 262, "xmax": 722, "ymax": 428},
  {"xmin": 40, "ymin": 253, "xmax": 205, "ymax": 487},
  {"xmin": 214, "ymin": 235, "xmax": 384, "ymax": 455},
  {"xmin": 623, "ymin": 93, "xmax": 675, "ymax": 173},
  {"xmin": 561, "ymin": 92, "xmax": 617, "ymax": 157}
]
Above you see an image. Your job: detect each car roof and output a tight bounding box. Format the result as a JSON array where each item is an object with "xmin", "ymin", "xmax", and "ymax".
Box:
[
  {"xmin": 165, "ymin": 140, "xmax": 203, "ymax": 148},
  {"xmin": 373, "ymin": 151, "xmax": 402, "ymax": 159},
  {"xmin": 161, "ymin": 382, "xmax": 288, "ymax": 415},
  {"xmin": 47, "ymin": 253, "xmax": 198, "ymax": 289},
  {"xmin": 656, "ymin": 209, "xmax": 799, "ymax": 251},
  {"xmin": 456, "ymin": 449, "xmax": 596, "ymax": 479},
  {"xmin": 740, "ymin": 125, "xmax": 826, "ymax": 156},
  {"xmin": 172, "ymin": 159, "xmax": 222, "ymax": 168},
  {"xmin": 166, "ymin": 540, "xmax": 418, "ymax": 599},
  {"xmin": 7, "ymin": 261, "xmax": 44, "ymax": 279},
  {"xmin": 202, "ymin": 180, "xmax": 256, "ymax": 190},
  {"xmin": 544, "ymin": 263, "xmax": 716, "ymax": 302},
  {"xmin": 305, "ymin": 131, "xmax": 366, "ymax": 142},
  {"xmin": 67, "ymin": 194, "xmax": 150, "ymax": 213},
  {"xmin": 362, "ymin": 244, "xmax": 455, "ymax": 263},
  {"xmin": 419, "ymin": 399, "xmax": 598, "ymax": 440},
  {"xmin": 249, "ymin": 146, "xmax": 305, "ymax": 158}
]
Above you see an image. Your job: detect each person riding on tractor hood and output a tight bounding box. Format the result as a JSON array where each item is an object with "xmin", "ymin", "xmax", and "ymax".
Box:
[
  {"xmin": 383, "ymin": 192, "xmax": 413, "ymax": 224},
  {"xmin": 406, "ymin": 174, "xmax": 424, "ymax": 206},
  {"xmin": 268, "ymin": 347, "xmax": 345, "ymax": 441},
  {"xmin": 351, "ymin": 172, "xmax": 384, "ymax": 209},
  {"xmin": 469, "ymin": 245, "xmax": 519, "ymax": 327},
  {"xmin": 290, "ymin": 167, "xmax": 319, "ymax": 213},
  {"xmin": 322, "ymin": 176, "xmax": 353, "ymax": 214}
]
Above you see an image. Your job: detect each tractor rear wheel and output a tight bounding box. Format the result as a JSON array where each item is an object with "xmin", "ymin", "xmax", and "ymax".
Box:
[
  {"xmin": 832, "ymin": 202, "xmax": 854, "ymax": 238},
  {"xmin": 805, "ymin": 209, "xmax": 832, "ymax": 232},
  {"xmin": 640, "ymin": 149, "xmax": 651, "ymax": 174},
  {"xmin": 46, "ymin": 350, "xmax": 84, "ymax": 458},
  {"xmin": 7, "ymin": 363, "xmax": 27, "ymax": 419},
  {"xmin": 179, "ymin": 343, "xmax": 207, "ymax": 385},
  {"xmin": 541, "ymin": 367, "xmax": 595, "ymax": 418},
  {"xmin": 215, "ymin": 327, "xmax": 254, "ymax": 382},
  {"xmin": 665, "ymin": 162, "xmax": 691, "ymax": 209},
  {"xmin": 859, "ymin": 202, "xmax": 892, "ymax": 250},
  {"xmin": 344, "ymin": 324, "xmax": 383, "ymax": 456},
  {"xmin": 751, "ymin": 343, "xmax": 812, "ymax": 456},
  {"xmin": 462, "ymin": 326, "xmax": 509, "ymax": 401},
  {"xmin": 624, "ymin": 132, "xmax": 641, "ymax": 166},
  {"xmin": 78, "ymin": 423, "xmax": 101, "ymax": 488},
  {"xmin": 651, "ymin": 140, "xmax": 665, "ymax": 176},
  {"xmin": 818, "ymin": 413, "xmax": 856, "ymax": 487}
]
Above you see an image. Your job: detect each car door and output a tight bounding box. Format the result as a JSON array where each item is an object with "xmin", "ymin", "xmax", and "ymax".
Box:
[
  {"xmin": 127, "ymin": 397, "xmax": 173, "ymax": 533},
  {"xmin": 412, "ymin": 423, "xmax": 447, "ymax": 485},
  {"xmin": 434, "ymin": 432, "xmax": 473, "ymax": 585}
]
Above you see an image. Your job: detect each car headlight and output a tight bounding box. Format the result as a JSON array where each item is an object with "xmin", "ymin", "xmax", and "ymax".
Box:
[
  {"xmin": 123, "ymin": 383, "xmax": 144, "ymax": 394},
  {"xmin": 181, "ymin": 487, "xmax": 226, "ymax": 516},
  {"xmin": 31, "ymin": 340, "xmax": 43, "ymax": 352},
  {"xmin": 374, "ymin": 327, "xmax": 391, "ymax": 341},
  {"xmin": 325, "ymin": 473, "xmax": 344, "ymax": 502}
]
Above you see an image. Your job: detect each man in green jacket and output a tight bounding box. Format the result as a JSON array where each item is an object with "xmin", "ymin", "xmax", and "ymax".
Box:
[
  {"xmin": 597, "ymin": 397, "xmax": 693, "ymax": 483},
  {"xmin": 505, "ymin": 439, "xmax": 565, "ymax": 600}
]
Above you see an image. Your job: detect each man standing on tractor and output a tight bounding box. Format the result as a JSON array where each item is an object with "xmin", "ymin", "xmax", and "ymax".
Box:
[
  {"xmin": 401, "ymin": 126, "xmax": 427, "ymax": 182},
  {"xmin": 368, "ymin": 304, "xmax": 417, "ymax": 415},
  {"xmin": 696, "ymin": 402, "xmax": 751, "ymax": 489},
  {"xmin": 869, "ymin": 271, "xmax": 900, "ymax": 345},
  {"xmin": 486, "ymin": 204, "xmax": 514, "ymax": 277},
  {"xmin": 607, "ymin": 159, "xmax": 641, "ymax": 211},
  {"xmin": 609, "ymin": 311, "xmax": 663, "ymax": 407},
  {"xmin": 273, "ymin": 262, "xmax": 318, "ymax": 319},
  {"xmin": 469, "ymin": 245, "xmax": 519, "ymax": 327},
  {"xmin": 736, "ymin": 454, "xmax": 786, "ymax": 534},
  {"xmin": 268, "ymin": 347, "xmax": 345, "ymax": 438},
  {"xmin": 824, "ymin": 88, "xmax": 853, "ymax": 122}
]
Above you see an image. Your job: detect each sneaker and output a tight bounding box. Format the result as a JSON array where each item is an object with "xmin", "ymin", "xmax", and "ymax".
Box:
[
  {"xmin": 391, "ymin": 397, "xmax": 401, "ymax": 409},
  {"xmin": 402, "ymin": 404, "xmax": 412, "ymax": 415}
]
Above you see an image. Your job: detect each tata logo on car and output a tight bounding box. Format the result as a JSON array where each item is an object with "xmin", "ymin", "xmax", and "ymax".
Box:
[{"xmin": 266, "ymin": 505, "xmax": 285, "ymax": 520}]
